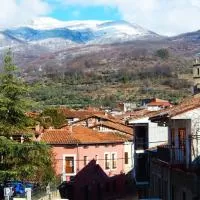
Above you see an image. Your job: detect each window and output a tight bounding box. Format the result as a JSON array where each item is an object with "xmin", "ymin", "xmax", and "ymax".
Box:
[
  {"xmin": 178, "ymin": 128, "xmax": 186, "ymax": 159},
  {"xmin": 84, "ymin": 156, "xmax": 88, "ymax": 166},
  {"xmin": 105, "ymin": 153, "xmax": 110, "ymax": 169},
  {"xmin": 111, "ymin": 153, "xmax": 117, "ymax": 169},
  {"xmin": 65, "ymin": 157, "xmax": 75, "ymax": 174},
  {"xmin": 125, "ymin": 152, "xmax": 128, "ymax": 164}
]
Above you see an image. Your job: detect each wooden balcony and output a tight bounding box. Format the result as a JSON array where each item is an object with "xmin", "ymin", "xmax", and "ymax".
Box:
[
  {"xmin": 135, "ymin": 138, "xmax": 148, "ymax": 150},
  {"xmin": 157, "ymin": 145, "xmax": 186, "ymax": 166}
]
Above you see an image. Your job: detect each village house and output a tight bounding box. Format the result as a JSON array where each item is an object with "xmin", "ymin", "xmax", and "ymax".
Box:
[
  {"xmin": 59, "ymin": 107, "xmax": 105, "ymax": 124},
  {"xmin": 148, "ymin": 96, "xmax": 200, "ymax": 199},
  {"xmin": 40, "ymin": 125, "xmax": 133, "ymax": 182},
  {"xmin": 128, "ymin": 109, "xmax": 168, "ymax": 197},
  {"xmin": 71, "ymin": 113, "xmax": 123, "ymax": 127},
  {"xmin": 145, "ymin": 98, "xmax": 172, "ymax": 111}
]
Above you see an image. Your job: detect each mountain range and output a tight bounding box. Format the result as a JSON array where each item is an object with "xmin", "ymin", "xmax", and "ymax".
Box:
[{"xmin": 0, "ymin": 17, "xmax": 161, "ymax": 51}]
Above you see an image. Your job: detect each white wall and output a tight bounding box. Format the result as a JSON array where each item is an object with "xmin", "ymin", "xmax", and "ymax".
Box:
[
  {"xmin": 169, "ymin": 119, "xmax": 191, "ymax": 165},
  {"xmin": 148, "ymin": 122, "xmax": 168, "ymax": 148},
  {"xmin": 129, "ymin": 117, "xmax": 168, "ymax": 149},
  {"xmin": 171, "ymin": 107, "xmax": 200, "ymax": 162}
]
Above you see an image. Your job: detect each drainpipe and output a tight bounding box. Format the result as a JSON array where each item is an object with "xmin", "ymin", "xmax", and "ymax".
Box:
[{"xmin": 77, "ymin": 143, "xmax": 79, "ymax": 172}]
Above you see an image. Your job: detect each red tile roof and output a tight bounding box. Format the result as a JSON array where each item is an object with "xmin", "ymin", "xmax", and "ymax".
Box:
[
  {"xmin": 147, "ymin": 102, "xmax": 171, "ymax": 107},
  {"xmin": 90, "ymin": 121, "xmax": 133, "ymax": 135},
  {"xmin": 59, "ymin": 107, "xmax": 105, "ymax": 120},
  {"xmin": 71, "ymin": 113, "xmax": 124, "ymax": 125},
  {"xmin": 150, "ymin": 96, "xmax": 200, "ymax": 120},
  {"xmin": 147, "ymin": 98, "xmax": 171, "ymax": 107},
  {"xmin": 41, "ymin": 126, "xmax": 130, "ymax": 145},
  {"xmin": 127, "ymin": 109, "xmax": 160, "ymax": 121}
]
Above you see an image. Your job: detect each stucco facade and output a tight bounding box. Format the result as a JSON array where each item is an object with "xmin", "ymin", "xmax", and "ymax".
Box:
[{"xmin": 52, "ymin": 143, "xmax": 126, "ymax": 181}]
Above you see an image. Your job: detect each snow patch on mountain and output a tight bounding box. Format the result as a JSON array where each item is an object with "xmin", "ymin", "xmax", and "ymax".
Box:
[
  {"xmin": 29, "ymin": 38, "xmax": 79, "ymax": 51},
  {"xmin": 0, "ymin": 17, "xmax": 161, "ymax": 53}
]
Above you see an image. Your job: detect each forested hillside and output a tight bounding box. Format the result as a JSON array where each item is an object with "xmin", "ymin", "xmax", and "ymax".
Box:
[{"xmin": 24, "ymin": 40, "xmax": 195, "ymax": 108}]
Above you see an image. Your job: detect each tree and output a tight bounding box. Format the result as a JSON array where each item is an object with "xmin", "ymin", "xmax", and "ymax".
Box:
[
  {"xmin": 0, "ymin": 136, "xmax": 55, "ymax": 184},
  {"xmin": 39, "ymin": 107, "xmax": 66, "ymax": 128},
  {"xmin": 155, "ymin": 48, "xmax": 169, "ymax": 60},
  {"xmin": 0, "ymin": 51, "xmax": 55, "ymax": 185},
  {"xmin": 0, "ymin": 50, "xmax": 32, "ymax": 135}
]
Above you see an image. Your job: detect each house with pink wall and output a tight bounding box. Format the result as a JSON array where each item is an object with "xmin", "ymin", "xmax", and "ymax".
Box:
[{"xmin": 41, "ymin": 126, "xmax": 132, "ymax": 182}]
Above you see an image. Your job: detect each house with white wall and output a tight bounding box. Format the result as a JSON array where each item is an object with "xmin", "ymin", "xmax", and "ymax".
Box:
[
  {"xmin": 128, "ymin": 111, "xmax": 168, "ymax": 189},
  {"xmin": 149, "ymin": 96, "xmax": 200, "ymax": 199}
]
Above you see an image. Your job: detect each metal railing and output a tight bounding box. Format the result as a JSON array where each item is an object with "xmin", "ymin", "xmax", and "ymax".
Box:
[
  {"xmin": 135, "ymin": 138, "xmax": 148, "ymax": 150},
  {"xmin": 157, "ymin": 145, "xmax": 186, "ymax": 165}
]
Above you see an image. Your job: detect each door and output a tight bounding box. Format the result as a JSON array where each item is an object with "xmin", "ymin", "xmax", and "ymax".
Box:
[{"xmin": 178, "ymin": 128, "xmax": 186, "ymax": 161}]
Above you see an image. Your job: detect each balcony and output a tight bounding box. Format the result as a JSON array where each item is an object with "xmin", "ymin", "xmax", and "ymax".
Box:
[
  {"xmin": 157, "ymin": 145, "xmax": 186, "ymax": 166},
  {"xmin": 135, "ymin": 138, "xmax": 148, "ymax": 150}
]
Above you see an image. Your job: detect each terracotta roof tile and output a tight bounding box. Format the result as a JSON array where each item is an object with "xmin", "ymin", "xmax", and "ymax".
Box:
[
  {"xmin": 90, "ymin": 121, "xmax": 133, "ymax": 135},
  {"xmin": 128, "ymin": 109, "xmax": 160, "ymax": 120},
  {"xmin": 40, "ymin": 129, "xmax": 79, "ymax": 144},
  {"xmin": 59, "ymin": 108, "xmax": 105, "ymax": 119},
  {"xmin": 71, "ymin": 113, "xmax": 124, "ymax": 125},
  {"xmin": 41, "ymin": 126, "xmax": 130, "ymax": 145},
  {"xmin": 150, "ymin": 96, "xmax": 200, "ymax": 119},
  {"xmin": 147, "ymin": 102, "xmax": 171, "ymax": 107}
]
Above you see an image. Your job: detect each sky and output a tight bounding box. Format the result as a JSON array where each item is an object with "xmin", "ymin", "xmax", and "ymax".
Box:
[{"xmin": 1, "ymin": 0, "xmax": 200, "ymax": 36}]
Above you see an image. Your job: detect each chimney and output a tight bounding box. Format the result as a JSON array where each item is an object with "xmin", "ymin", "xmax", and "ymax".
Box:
[{"xmin": 69, "ymin": 125, "xmax": 73, "ymax": 133}]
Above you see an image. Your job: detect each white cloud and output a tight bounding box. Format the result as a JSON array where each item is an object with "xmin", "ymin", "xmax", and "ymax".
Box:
[
  {"xmin": 59, "ymin": 0, "xmax": 200, "ymax": 36},
  {"xmin": 0, "ymin": 0, "xmax": 50, "ymax": 29}
]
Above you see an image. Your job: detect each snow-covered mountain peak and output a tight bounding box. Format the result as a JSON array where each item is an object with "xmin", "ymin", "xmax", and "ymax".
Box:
[
  {"xmin": 0, "ymin": 17, "xmax": 161, "ymax": 52},
  {"xmin": 26, "ymin": 17, "xmax": 68, "ymax": 30},
  {"xmin": 26, "ymin": 17, "xmax": 107, "ymax": 30}
]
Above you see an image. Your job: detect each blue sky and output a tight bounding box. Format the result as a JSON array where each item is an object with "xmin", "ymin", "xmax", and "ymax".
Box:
[
  {"xmin": 50, "ymin": 5, "xmax": 121, "ymax": 21},
  {"xmin": 2, "ymin": 0, "xmax": 200, "ymax": 36}
]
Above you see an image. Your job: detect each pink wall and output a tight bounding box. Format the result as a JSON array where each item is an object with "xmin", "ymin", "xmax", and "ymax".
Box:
[{"xmin": 52, "ymin": 143, "xmax": 125, "ymax": 179}]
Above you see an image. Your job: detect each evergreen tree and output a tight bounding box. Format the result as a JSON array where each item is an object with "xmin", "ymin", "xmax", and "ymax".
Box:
[
  {"xmin": 0, "ymin": 51, "xmax": 55, "ymax": 184},
  {"xmin": 0, "ymin": 136, "xmax": 55, "ymax": 184},
  {"xmin": 0, "ymin": 50, "xmax": 32, "ymax": 135}
]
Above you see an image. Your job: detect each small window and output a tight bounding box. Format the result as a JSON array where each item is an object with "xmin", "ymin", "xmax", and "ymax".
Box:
[
  {"xmin": 125, "ymin": 152, "xmax": 128, "ymax": 164},
  {"xmin": 84, "ymin": 156, "xmax": 88, "ymax": 166},
  {"xmin": 105, "ymin": 153, "xmax": 110, "ymax": 169},
  {"xmin": 111, "ymin": 153, "xmax": 117, "ymax": 169},
  {"xmin": 65, "ymin": 157, "xmax": 75, "ymax": 174},
  {"xmin": 198, "ymin": 68, "xmax": 200, "ymax": 76}
]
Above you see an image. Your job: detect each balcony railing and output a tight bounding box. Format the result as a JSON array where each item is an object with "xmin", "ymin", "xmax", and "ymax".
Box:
[
  {"xmin": 157, "ymin": 145, "xmax": 186, "ymax": 165},
  {"xmin": 135, "ymin": 138, "xmax": 148, "ymax": 150}
]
